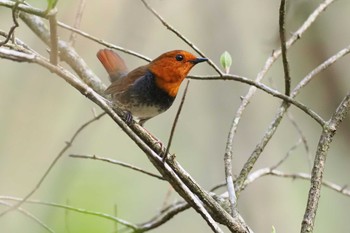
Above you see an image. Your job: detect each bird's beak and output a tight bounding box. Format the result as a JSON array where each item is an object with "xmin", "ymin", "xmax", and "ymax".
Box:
[{"xmin": 190, "ymin": 57, "xmax": 208, "ymax": 64}]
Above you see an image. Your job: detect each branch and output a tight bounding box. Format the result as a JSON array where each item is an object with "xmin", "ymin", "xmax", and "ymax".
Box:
[
  {"xmin": 224, "ymin": 0, "xmax": 336, "ymax": 196},
  {"xmin": 0, "ymin": 91, "xmax": 105, "ymax": 217},
  {"xmin": 48, "ymin": 8, "xmax": 58, "ymax": 65},
  {"xmin": 189, "ymin": 74, "xmax": 325, "ymax": 125},
  {"xmin": 243, "ymin": 168, "xmax": 350, "ymax": 197},
  {"xmin": 58, "ymin": 21, "xmax": 151, "ymax": 62},
  {"xmin": 0, "ymin": 196, "xmax": 137, "ymax": 230},
  {"xmin": 0, "ymin": 46, "xmax": 226, "ymax": 233},
  {"xmin": 69, "ymin": 154, "xmax": 165, "ymax": 181},
  {"xmin": 20, "ymin": 13, "xmax": 106, "ymax": 95},
  {"xmin": 137, "ymin": 201, "xmax": 190, "ymax": 232},
  {"xmin": 0, "ymin": 201, "xmax": 54, "ymax": 233},
  {"xmin": 0, "ymin": 0, "xmax": 50, "ymax": 18},
  {"xmin": 140, "ymin": 0, "xmax": 220, "ymax": 74},
  {"xmin": 0, "ymin": 0, "xmax": 20, "ymax": 46},
  {"xmin": 279, "ymin": 0, "xmax": 291, "ymax": 96},
  {"xmin": 164, "ymin": 80, "xmax": 190, "ymax": 160},
  {"xmin": 235, "ymin": 43, "xmax": 350, "ymax": 194},
  {"xmin": 301, "ymin": 92, "xmax": 350, "ymax": 233},
  {"xmin": 166, "ymin": 157, "xmax": 253, "ymax": 233},
  {"xmin": 68, "ymin": 0, "xmax": 86, "ymax": 46}
]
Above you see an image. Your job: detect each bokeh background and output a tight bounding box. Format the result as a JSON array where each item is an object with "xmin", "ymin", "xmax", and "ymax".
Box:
[{"xmin": 0, "ymin": 0, "xmax": 349, "ymax": 232}]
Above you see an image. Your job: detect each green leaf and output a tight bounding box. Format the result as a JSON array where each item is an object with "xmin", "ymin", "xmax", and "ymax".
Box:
[
  {"xmin": 220, "ymin": 51, "xmax": 232, "ymax": 74},
  {"xmin": 271, "ymin": 225, "xmax": 276, "ymax": 233},
  {"xmin": 46, "ymin": 0, "xmax": 58, "ymax": 11}
]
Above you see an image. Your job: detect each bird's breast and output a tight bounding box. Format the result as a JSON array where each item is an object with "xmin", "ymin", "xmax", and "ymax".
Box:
[{"xmin": 114, "ymin": 71, "xmax": 175, "ymax": 118}]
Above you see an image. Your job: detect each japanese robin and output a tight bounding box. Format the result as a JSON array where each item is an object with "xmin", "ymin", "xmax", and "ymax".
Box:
[{"xmin": 97, "ymin": 49, "xmax": 207, "ymax": 126}]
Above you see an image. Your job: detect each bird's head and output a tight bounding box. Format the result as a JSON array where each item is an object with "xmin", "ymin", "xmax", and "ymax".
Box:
[{"xmin": 148, "ymin": 50, "xmax": 207, "ymax": 97}]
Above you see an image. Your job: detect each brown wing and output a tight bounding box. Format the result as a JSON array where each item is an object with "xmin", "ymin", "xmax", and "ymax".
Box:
[{"xmin": 105, "ymin": 65, "xmax": 148, "ymax": 95}]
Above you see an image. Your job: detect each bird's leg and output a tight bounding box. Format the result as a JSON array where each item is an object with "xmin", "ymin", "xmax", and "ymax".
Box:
[{"xmin": 123, "ymin": 111, "xmax": 134, "ymax": 125}]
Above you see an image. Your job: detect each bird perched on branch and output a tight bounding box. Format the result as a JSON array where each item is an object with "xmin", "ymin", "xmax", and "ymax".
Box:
[{"xmin": 97, "ymin": 49, "xmax": 207, "ymax": 126}]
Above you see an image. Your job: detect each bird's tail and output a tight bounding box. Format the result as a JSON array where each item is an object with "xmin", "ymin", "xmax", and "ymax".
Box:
[{"xmin": 97, "ymin": 49, "xmax": 128, "ymax": 82}]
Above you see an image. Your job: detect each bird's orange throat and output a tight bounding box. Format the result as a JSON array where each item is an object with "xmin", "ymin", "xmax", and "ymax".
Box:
[
  {"xmin": 149, "ymin": 64, "xmax": 190, "ymax": 97},
  {"xmin": 155, "ymin": 77, "xmax": 184, "ymax": 97}
]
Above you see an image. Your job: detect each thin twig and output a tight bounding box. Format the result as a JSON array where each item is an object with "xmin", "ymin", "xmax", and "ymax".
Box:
[
  {"xmin": 114, "ymin": 204, "xmax": 118, "ymax": 233},
  {"xmin": 279, "ymin": 0, "xmax": 291, "ymax": 96},
  {"xmin": 136, "ymin": 201, "xmax": 190, "ymax": 232},
  {"xmin": 0, "ymin": 0, "xmax": 49, "ymax": 18},
  {"xmin": 190, "ymin": 74, "xmax": 325, "ymax": 126},
  {"xmin": 242, "ymin": 168, "xmax": 350, "ymax": 197},
  {"xmin": 64, "ymin": 199, "xmax": 72, "ymax": 233},
  {"xmin": 0, "ymin": 111, "xmax": 106, "ymax": 217},
  {"xmin": 20, "ymin": 13, "xmax": 107, "ymax": 95},
  {"xmin": 0, "ymin": 196, "xmax": 137, "ymax": 230},
  {"xmin": 0, "ymin": 0, "xmax": 20, "ymax": 46},
  {"xmin": 271, "ymin": 138, "xmax": 303, "ymax": 170},
  {"xmin": 301, "ymin": 92, "xmax": 350, "ymax": 233},
  {"xmin": 58, "ymin": 21, "xmax": 151, "ymax": 62},
  {"xmin": 286, "ymin": 111, "xmax": 312, "ymax": 170},
  {"xmin": 164, "ymin": 80, "xmax": 190, "ymax": 161},
  {"xmin": 69, "ymin": 154, "xmax": 165, "ymax": 180},
  {"xmin": 68, "ymin": 0, "xmax": 86, "ymax": 46},
  {"xmin": 140, "ymin": 0, "xmax": 219, "ymax": 74},
  {"xmin": 0, "ymin": 201, "xmax": 55, "ymax": 233},
  {"xmin": 48, "ymin": 8, "xmax": 58, "ymax": 65}
]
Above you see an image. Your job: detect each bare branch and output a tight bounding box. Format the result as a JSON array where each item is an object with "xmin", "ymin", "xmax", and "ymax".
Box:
[
  {"xmin": 0, "ymin": 0, "xmax": 20, "ymax": 46},
  {"xmin": 68, "ymin": 0, "xmax": 86, "ymax": 46},
  {"xmin": 58, "ymin": 21, "xmax": 151, "ymax": 62},
  {"xmin": 48, "ymin": 8, "xmax": 58, "ymax": 65},
  {"xmin": 140, "ymin": 0, "xmax": 220, "ymax": 74},
  {"xmin": 225, "ymin": 0, "xmax": 336, "ymax": 195},
  {"xmin": 0, "ymin": 201, "xmax": 54, "ymax": 233},
  {"xmin": 0, "ymin": 0, "xmax": 50, "ymax": 18},
  {"xmin": 164, "ymin": 80, "xmax": 190, "ymax": 161},
  {"xmin": 0, "ymin": 92, "xmax": 105, "ymax": 217},
  {"xmin": 166, "ymin": 158, "xmax": 253, "ymax": 233},
  {"xmin": 0, "ymin": 196, "xmax": 137, "ymax": 230},
  {"xmin": 279, "ymin": 0, "xmax": 291, "ymax": 96},
  {"xmin": 137, "ymin": 201, "xmax": 190, "ymax": 232},
  {"xmin": 190, "ymin": 74, "xmax": 325, "ymax": 126},
  {"xmin": 243, "ymin": 168, "xmax": 350, "ymax": 197},
  {"xmin": 235, "ymin": 43, "xmax": 350, "ymax": 194},
  {"xmin": 0, "ymin": 46, "xmax": 225, "ymax": 233},
  {"xmin": 301, "ymin": 92, "xmax": 350, "ymax": 233},
  {"xmin": 20, "ymin": 13, "xmax": 106, "ymax": 94},
  {"xmin": 69, "ymin": 154, "xmax": 165, "ymax": 181}
]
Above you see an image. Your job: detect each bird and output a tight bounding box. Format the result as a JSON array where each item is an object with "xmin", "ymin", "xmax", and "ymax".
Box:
[{"xmin": 97, "ymin": 49, "xmax": 207, "ymax": 126}]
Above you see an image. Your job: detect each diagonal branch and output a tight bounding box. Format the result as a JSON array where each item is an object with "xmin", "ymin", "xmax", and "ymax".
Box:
[
  {"xmin": 0, "ymin": 201, "xmax": 54, "ymax": 233},
  {"xmin": 0, "ymin": 46, "xmax": 226, "ymax": 233},
  {"xmin": 58, "ymin": 21, "xmax": 151, "ymax": 62},
  {"xmin": 69, "ymin": 154, "xmax": 165, "ymax": 181},
  {"xmin": 140, "ymin": 0, "xmax": 220, "ymax": 75},
  {"xmin": 0, "ymin": 96, "xmax": 105, "ymax": 217},
  {"xmin": 301, "ymin": 92, "xmax": 350, "ymax": 233},
  {"xmin": 164, "ymin": 80, "xmax": 190, "ymax": 160},
  {"xmin": 20, "ymin": 13, "xmax": 106, "ymax": 95}
]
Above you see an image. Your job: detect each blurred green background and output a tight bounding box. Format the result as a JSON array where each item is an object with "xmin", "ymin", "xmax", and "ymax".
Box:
[{"xmin": 0, "ymin": 0, "xmax": 349, "ymax": 232}]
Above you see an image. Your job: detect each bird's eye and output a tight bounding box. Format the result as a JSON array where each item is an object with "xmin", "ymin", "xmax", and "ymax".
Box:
[{"xmin": 175, "ymin": 54, "xmax": 184, "ymax": 61}]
